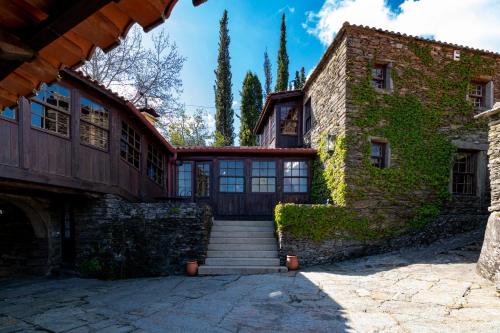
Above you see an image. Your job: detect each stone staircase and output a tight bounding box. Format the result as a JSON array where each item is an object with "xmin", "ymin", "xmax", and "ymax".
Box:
[{"xmin": 198, "ymin": 220, "xmax": 288, "ymax": 275}]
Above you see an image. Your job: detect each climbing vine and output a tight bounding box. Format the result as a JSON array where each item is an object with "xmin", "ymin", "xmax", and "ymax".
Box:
[{"xmin": 279, "ymin": 41, "xmax": 494, "ymax": 241}]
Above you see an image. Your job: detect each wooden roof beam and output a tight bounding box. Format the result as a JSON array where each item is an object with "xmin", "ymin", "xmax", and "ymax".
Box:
[{"xmin": 0, "ymin": 28, "xmax": 34, "ymax": 61}]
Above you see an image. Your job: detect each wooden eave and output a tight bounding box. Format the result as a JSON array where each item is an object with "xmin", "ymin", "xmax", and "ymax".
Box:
[
  {"xmin": 253, "ymin": 90, "xmax": 303, "ymax": 134},
  {"xmin": 0, "ymin": 0, "xmax": 207, "ymax": 110}
]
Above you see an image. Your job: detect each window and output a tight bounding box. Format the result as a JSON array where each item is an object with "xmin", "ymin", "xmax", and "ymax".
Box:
[
  {"xmin": 219, "ymin": 160, "xmax": 244, "ymax": 192},
  {"xmin": 251, "ymin": 161, "xmax": 276, "ymax": 192},
  {"xmin": 452, "ymin": 152, "xmax": 476, "ymax": 195},
  {"xmin": 284, "ymin": 161, "xmax": 308, "ymax": 193},
  {"xmin": 147, "ymin": 144, "xmax": 164, "ymax": 185},
  {"xmin": 469, "ymin": 82, "xmax": 486, "ymax": 109},
  {"xmin": 304, "ymin": 98, "xmax": 312, "ymax": 134},
  {"xmin": 80, "ymin": 97, "xmax": 109, "ymax": 150},
  {"xmin": 120, "ymin": 122, "xmax": 141, "ymax": 169},
  {"xmin": 371, "ymin": 141, "xmax": 387, "ymax": 168},
  {"xmin": 0, "ymin": 106, "xmax": 17, "ymax": 120},
  {"xmin": 196, "ymin": 163, "xmax": 210, "ymax": 197},
  {"xmin": 371, "ymin": 64, "xmax": 387, "ymax": 89},
  {"xmin": 31, "ymin": 83, "xmax": 70, "ymax": 136},
  {"xmin": 280, "ymin": 106, "xmax": 298, "ymax": 135},
  {"xmin": 263, "ymin": 122, "xmax": 269, "ymax": 146},
  {"xmin": 177, "ymin": 162, "xmax": 192, "ymax": 196}
]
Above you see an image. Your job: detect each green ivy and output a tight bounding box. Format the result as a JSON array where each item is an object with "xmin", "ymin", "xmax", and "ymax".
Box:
[{"xmin": 290, "ymin": 42, "xmax": 493, "ymax": 242}]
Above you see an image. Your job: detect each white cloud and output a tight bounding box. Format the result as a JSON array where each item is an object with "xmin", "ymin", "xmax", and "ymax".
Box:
[{"xmin": 305, "ymin": 0, "xmax": 500, "ymax": 53}]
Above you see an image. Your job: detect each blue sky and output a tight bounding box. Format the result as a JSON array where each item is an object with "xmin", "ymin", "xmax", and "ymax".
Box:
[{"xmin": 153, "ymin": 0, "xmax": 500, "ymax": 142}]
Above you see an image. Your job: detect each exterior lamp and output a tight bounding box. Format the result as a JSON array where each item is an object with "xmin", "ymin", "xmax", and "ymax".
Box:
[{"xmin": 326, "ymin": 134, "xmax": 336, "ymax": 154}]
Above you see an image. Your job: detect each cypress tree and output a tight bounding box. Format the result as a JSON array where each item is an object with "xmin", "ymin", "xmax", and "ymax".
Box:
[
  {"xmin": 300, "ymin": 67, "xmax": 306, "ymax": 87},
  {"xmin": 213, "ymin": 10, "xmax": 234, "ymax": 146},
  {"xmin": 293, "ymin": 70, "xmax": 300, "ymax": 90},
  {"xmin": 275, "ymin": 14, "xmax": 289, "ymax": 92},
  {"xmin": 263, "ymin": 49, "xmax": 272, "ymax": 96},
  {"xmin": 239, "ymin": 72, "xmax": 263, "ymax": 146}
]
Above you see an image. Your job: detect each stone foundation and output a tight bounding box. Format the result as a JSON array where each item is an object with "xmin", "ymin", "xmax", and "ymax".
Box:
[
  {"xmin": 74, "ymin": 195, "xmax": 212, "ymax": 278},
  {"xmin": 279, "ymin": 207, "xmax": 487, "ymax": 267}
]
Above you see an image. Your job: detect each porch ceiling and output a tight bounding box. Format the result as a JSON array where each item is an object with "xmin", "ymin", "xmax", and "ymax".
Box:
[{"xmin": 0, "ymin": 0, "xmax": 206, "ymax": 110}]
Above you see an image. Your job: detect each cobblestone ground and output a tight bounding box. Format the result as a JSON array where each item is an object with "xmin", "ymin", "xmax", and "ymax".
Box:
[{"xmin": 1, "ymin": 229, "xmax": 499, "ymax": 333}]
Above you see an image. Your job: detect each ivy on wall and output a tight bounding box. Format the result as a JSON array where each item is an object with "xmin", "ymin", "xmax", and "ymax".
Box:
[{"xmin": 278, "ymin": 42, "xmax": 494, "ymax": 241}]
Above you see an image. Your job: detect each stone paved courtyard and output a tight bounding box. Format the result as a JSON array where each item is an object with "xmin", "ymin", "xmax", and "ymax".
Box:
[{"xmin": 1, "ymin": 229, "xmax": 499, "ymax": 333}]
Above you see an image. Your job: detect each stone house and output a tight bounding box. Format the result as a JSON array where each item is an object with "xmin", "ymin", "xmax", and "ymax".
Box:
[{"xmin": 256, "ymin": 23, "xmax": 500, "ymax": 264}]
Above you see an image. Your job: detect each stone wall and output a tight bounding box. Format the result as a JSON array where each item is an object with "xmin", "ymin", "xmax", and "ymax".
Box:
[
  {"xmin": 73, "ymin": 195, "xmax": 212, "ymax": 278},
  {"xmin": 477, "ymin": 116, "xmax": 500, "ymax": 283},
  {"xmin": 279, "ymin": 203, "xmax": 486, "ymax": 267}
]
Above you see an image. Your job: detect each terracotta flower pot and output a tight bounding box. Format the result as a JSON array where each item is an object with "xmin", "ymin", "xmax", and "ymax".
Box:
[
  {"xmin": 186, "ymin": 260, "xmax": 198, "ymax": 276},
  {"xmin": 286, "ymin": 255, "xmax": 299, "ymax": 270}
]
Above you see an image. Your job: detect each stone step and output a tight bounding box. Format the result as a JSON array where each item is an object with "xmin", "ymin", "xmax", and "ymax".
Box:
[
  {"xmin": 208, "ymin": 243, "xmax": 277, "ymax": 251},
  {"xmin": 205, "ymin": 258, "xmax": 280, "ymax": 266},
  {"xmin": 198, "ymin": 265, "xmax": 287, "ymax": 275},
  {"xmin": 211, "ymin": 225, "xmax": 275, "ymax": 232},
  {"xmin": 213, "ymin": 220, "xmax": 274, "ymax": 227},
  {"xmin": 207, "ymin": 250, "xmax": 278, "ymax": 258},
  {"xmin": 209, "ymin": 237, "xmax": 277, "ymax": 245},
  {"xmin": 210, "ymin": 231, "xmax": 275, "ymax": 238}
]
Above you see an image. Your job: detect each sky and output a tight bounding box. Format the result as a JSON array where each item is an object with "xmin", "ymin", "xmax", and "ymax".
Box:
[{"xmin": 149, "ymin": 0, "xmax": 500, "ymax": 143}]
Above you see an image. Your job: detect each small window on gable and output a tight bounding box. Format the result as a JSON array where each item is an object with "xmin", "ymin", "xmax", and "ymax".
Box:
[
  {"xmin": 370, "ymin": 139, "xmax": 388, "ymax": 168},
  {"xmin": 372, "ymin": 64, "xmax": 386, "ymax": 89},
  {"xmin": 304, "ymin": 98, "xmax": 312, "ymax": 134}
]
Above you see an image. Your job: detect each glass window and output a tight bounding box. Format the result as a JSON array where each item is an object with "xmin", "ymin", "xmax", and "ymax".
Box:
[
  {"xmin": 120, "ymin": 122, "xmax": 141, "ymax": 169},
  {"xmin": 280, "ymin": 106, "xmax": 298, "ymax": 135},
  {"xmin": 452, "ymin": 152, "xmax": 476, "ymax": 195},
  {"xmin": 0, "ymin": 106, "xmax": 17, "ymax": 120},
  {"xmin": 219, "ymin": 160, "xmax": 244, "ymax": 192},
  {"xmin": 283, "ymin": 161, "xmax": 308, "ymax": 193},
  {"xmin": 371, "ymin": 64, "xmax": 386, "ymax": 89},
  {"xmin": 251, "ymin": 161, "xmax": 276, "ymax": 192},
  {"xmin": 469, "ymin": 82, "xmax": 485, "ymax": 109},
  {"xmin": 31, "ymin": 83, "xmax": 70, "ymax": 136},
  {"xmin": 371, "ymin": 141, "xmax": 387, "ymax": 168},
  {"xmin": 80, "ymin": 97, "xmax": 109, "ymax": 150},
  {"xmin": 196, "ymin": 163, "xmax": 211, "ymax": 197},
  {"xmin": 147, "ymin": 144, "xmax": 164, "ymax": 185},
  {"xmin": 270, "ymin": 113, "xmax": 275, "ymax": 141},
  {"xmin": 177, "ymin": 163, "xmax": 192, "ymax": 196}
]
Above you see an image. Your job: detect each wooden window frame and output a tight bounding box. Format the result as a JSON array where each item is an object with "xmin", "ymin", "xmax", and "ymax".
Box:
[
  {"xmin": 195, "ymin": 162, "xmax": 211, "ymax": 198},
  {"xmin": 468, "ymin": 81, "xmax": 486, "ymax": 110},
  {"xmin": 251, "ymin": 161, "xmax": 277, "ymax": 193},
  {"xmin": 280, "ymin": 105, "xmax": 299, "ymax": 136},
  {"xmin": 370, "ymin": 138, "xmax": 389, "ymax": 169},
  {"xmin": 219, "ymin": 160, "xmax": 245, "ymax": 193},
  {"xmin": 371, "ymin": 64, "xmax": 387, "ymax": 90},
  {"xmin": 147, "ymin": 144, "xmax": 164, "ymax": 186},
  {"xmin": 452, "ymin": 151, "xmax": 477, "ymax": 196},
  {"xmin": 270, "ymin": 112, "xmax": 276, "ymax": 142},
  {"xmin": 176, "ymin": 162, "xmax": 192, "ymax": 197},
  {"xmin": 283, "ymin": 161, "xmax": 308, "ymax": 193},
  {"xmin": 120, "ymin": 121, "xmax": 141, "ymax": 170},
  {"xmin": 80, "ymin": 97, "xmax": 110, "ymax": 151},
  {"xmin": 30, "ymin": 83, "xmax": 71, "ymax": 138}
]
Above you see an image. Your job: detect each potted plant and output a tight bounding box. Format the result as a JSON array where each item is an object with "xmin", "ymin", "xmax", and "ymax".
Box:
[
  {"xmin": 286, "ymin": 255, "xmax": 299, "ymax": 270},
  {"xmin": 186, "ymin": 260, "xmax": 198, "ymax": 276}
]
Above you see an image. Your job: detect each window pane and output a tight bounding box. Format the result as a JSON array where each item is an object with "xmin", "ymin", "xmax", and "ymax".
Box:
[
  {"xmin": 196, "ymin": 163, "xmax": 210, "ymax": 197},
  {"xmin": 120, "ymin": 122, "xmax": 141, "ymax": 168},
  {"xmin": 177, "ymin": 163, "xmax": 192, "ymax": 196},
  {"xmin": 280, "ymin": 106, "xmax": 298, "ymax": 135}
]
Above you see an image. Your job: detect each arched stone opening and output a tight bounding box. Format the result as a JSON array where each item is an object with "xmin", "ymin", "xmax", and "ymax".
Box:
[{"xmin": 0, "ymin": 199, "xmax": 49, "ymax": 277}]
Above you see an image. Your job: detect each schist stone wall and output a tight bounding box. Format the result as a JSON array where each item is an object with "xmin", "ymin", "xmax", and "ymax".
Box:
[
  {"xmin": 477, "ymin": 114, "xmax": 500, "ymax": 285},
  {"xmin": 73, "ymin": 195, "xmax": 212, "ymax": 278}
]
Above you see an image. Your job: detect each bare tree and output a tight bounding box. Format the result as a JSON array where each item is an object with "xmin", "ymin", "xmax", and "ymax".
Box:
[{"xmin": 80, "ymin": 25, "xmax": 185, "ymax": 117}]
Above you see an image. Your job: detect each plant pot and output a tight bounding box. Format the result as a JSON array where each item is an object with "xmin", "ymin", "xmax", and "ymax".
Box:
[
  {"xmin": 286, "ymin": 255, "xmax": 299, "ymax": 270},
  {"xmin": 186, "ymin": 260, "xmax": 198, "ymax": 276}
]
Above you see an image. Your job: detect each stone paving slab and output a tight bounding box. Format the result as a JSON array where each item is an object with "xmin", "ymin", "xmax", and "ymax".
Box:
[{"xmin": 1, "ymin": 229, "xmax": 499, "ymax": 332}]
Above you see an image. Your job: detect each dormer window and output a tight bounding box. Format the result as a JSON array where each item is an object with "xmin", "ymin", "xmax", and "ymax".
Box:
[{"xmin": 280, "ymin": 105, "xmax": 298, "ymax": 135}]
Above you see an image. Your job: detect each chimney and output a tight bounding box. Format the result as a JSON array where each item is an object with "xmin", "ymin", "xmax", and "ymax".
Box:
[{"xmin": 140, "ymin": 107, "xmax": 160, "ymax": 125}]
